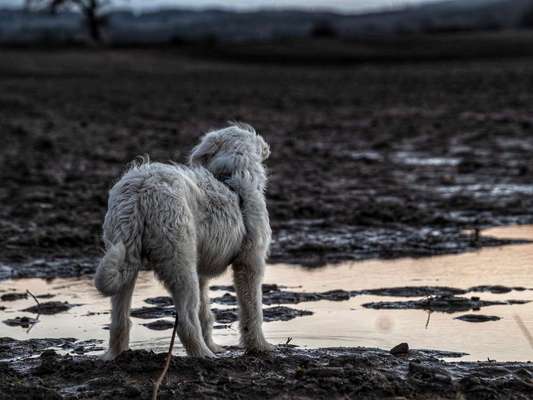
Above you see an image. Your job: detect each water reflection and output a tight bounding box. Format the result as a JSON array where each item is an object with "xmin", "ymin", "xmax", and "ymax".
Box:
[{"xmin": 0, "ymin": 225, "xmax": 532, "ymax": 361}]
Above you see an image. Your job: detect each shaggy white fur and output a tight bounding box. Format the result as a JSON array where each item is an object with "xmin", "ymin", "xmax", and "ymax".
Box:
[{"xmin": 94, "ymin": 123, "xmax": 273, "ymax": 359}]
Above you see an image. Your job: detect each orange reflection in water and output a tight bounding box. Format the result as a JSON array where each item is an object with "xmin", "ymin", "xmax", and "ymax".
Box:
[{"xmin": 1, "ymin": 225, "xmax": 532, "ymax": 361}]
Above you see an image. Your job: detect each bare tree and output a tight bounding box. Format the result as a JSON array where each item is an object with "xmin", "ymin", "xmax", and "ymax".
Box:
[{"xmin": 28, "ymin": 0, "xmax": 110, "ymax": 42}]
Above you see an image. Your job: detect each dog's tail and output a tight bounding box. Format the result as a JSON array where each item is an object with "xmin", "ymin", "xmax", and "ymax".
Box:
[{"xmin": 94, "ymin": 241, "xmax": 134, "ymax": 297}]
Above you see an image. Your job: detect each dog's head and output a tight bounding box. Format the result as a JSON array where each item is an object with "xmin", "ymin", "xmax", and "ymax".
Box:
[{"xmin": 190, "ymin": 123, "xmax": 270, "ymax": 174}]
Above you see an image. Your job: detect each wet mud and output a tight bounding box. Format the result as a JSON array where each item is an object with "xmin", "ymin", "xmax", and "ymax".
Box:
[
  {"xmin": 1, "ymin": 338, "xmax": 533, "ymax": 400},
  {"xmin": 2, "ymin": 49, "xmax": 533, "ymax": 398},
  {"xmin": 0, "ymin": 293, "xmax": 27, "ymax": 302},
  {"xmin": 2, "ymin": 50, "xmax": 533, "ymax": 274},
  {"xmin": 361, "ymin": 295, "xmax": 529, "ymax": 313},
  {"xmin": 454, "ymin": 314, "xmax": 501, "ymax": 323},
  {"xmin": 131, "ymin": 305, "xmax": 313, "ymax": 327},
  {"xmin": 3, "ymin": 316, "xmax": 39, "ymax": 328},
  {"xmin": 22, "ymin": 301, "xmax": 81, "ymax": 315},
  {"xmin": 208, "ymin": 283, "xmax": 530, "ymax": 318}
]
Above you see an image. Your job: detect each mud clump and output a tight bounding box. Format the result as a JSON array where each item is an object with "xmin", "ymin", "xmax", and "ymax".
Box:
[
  {"xmin": 141, "ymin": 284, "xmax": 333, "ymax": 308},
  {"xmin": 130, "ymin": 306, "xmax": 175, "ymax": 319},
  {"xmin": 211, "ymin": 288, "xmax": 351, "ymax": 306},
  {"xmin": 353, "ymin": 285, "xmax": 529, "ymax": 298},
  {"xmin": 468, "ymin": 285, "xmax": 528, "ymax": 294},
  {"xmin": 455, "ymin": 314, "xmax": 501, "ymax": 323},
  {"xmin": 354, "ymin": 286, "xmax": 467, "ymax": 297},
  {"xmin": 362, "ymin": 295, "xmax": 528, "ymax": 313},
  {"xmin": 390, "ymin": 342, "xmax": 409, "ymax": 356},
  {"xmin": 144, "ymin": 296, "xmax": 173, "ymax": 307},
  {"xmin": 1, "ymin": 292, "xmax": 27, "ymax": 301},
  {"xmin": 133, "ymin": 305, "xmax": 313, "ymax": 327},
  {"xmin": 22, "ymin": 301, "xmax": 80, "ymax": 315},
  {"xmin": 3, "ymin": 316, "xmax": 39, "ymax": 328},
  {"xmin": 263, "ymin": 306, "xmax": 313, "ymax": 322},
  {"xmin": 142, "ymin": 319, "xmax": 174, "ymax": 330}
]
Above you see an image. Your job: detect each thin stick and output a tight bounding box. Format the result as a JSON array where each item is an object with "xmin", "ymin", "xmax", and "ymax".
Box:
[
  {"xmin": 26, "ymin": 290, "xmax": 40, "ymax": 308},
  {"xmin": 152, "ymin": 316, "xmax": 179, "ymax": 400},
  {"xmin": 514, "ymin": 315, "xmax": 533, "ymax": 350},
  {"xmin": 425, "ymin": 310, "xmax": 432, "ymax": 329}
]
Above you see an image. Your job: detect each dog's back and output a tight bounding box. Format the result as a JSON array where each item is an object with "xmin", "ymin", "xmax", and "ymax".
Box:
[{"xmin": 95, "ymin": 161, "xmax": 245, "ymax": 295}]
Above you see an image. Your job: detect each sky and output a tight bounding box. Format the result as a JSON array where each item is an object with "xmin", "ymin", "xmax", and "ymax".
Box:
[{"xmin": 1, "ymin": 0, "xmax": 452, "ymax": 14}]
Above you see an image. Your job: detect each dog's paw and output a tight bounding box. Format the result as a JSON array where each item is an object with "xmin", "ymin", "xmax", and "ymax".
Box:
[
  {"xmin": 190, "ymin": 347, "xmax": 217, "ymax": 358},
  {"xmin": 207, "ymin": 342, "xmax": 225, "ymax": 353},
  {"xmin": 101, "ymin": 350, "xmax": 118, "ymax": 361},
  {"xmin": 246, "ymin": 341, "xmax": 275, "ymax": 355}
]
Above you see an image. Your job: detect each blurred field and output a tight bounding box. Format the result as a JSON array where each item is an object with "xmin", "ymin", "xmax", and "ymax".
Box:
[{"xmin": 178, "ymin": 30, "xmax": 533, "ymax": 63}]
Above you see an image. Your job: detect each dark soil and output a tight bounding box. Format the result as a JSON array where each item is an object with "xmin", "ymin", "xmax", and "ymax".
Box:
[
  {"xmin": 1, "ymin": 48, "xmax": 533, "ymax": 274},
  {"xmin": 1, "ymin": 338, "xmax": 533, "ymax": 400}
]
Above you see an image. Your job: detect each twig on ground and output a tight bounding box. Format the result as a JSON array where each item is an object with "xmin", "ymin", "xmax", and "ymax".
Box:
[
  {"xmin": 152, "ymin": 315, "xmax": 179, "ymax": 400},
  {"xmin": 425, "ymin": 310, "xmax": 432, "ymax": 329},
  {"xmin": 285, "ymin": 337, "xmax": 293, "ymax": 345},
  {"xmin": 473, "ymin": 228, "xmax": 480, "ymax": 243},
  {"xmin": 25, "ymin": 290, "xmax": 41, "ymax": 333},
  {"xmin": 26, "ymin": 290, "xmax": 40, "ymax": 308},
  {"xmin": 25, "ymin": 314, "xmax": 40, "ymax": 334},
  {"xmin": 514, "ymin": 314, "xmax": 533, "ymax": 350}
]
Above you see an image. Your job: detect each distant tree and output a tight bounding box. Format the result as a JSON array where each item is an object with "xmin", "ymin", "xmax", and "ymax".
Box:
[{"xmin": 28, "ymin": 0, "xmax": 110, "ymax": 42}]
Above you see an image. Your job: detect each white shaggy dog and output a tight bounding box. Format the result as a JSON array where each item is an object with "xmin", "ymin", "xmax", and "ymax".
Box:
[{"xmin": 94, "ymin": 123, "xmax": 273, "ymax": 359}]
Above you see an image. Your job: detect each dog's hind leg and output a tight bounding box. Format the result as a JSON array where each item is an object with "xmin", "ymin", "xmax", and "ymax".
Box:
[
  {"xmin": 199, "ymin": 277, "xmax": 224, "ymax": 353},
  {"xmin": 157, "ymin": 254, "xmax": 215, "ymax": 358},
  {"xmin": 102, "ymin": 271, "xmax": 138, "ymax": 360},
  {"xmin": 233, "ymin": 259, "xmax": 273, "ymax": 353}
]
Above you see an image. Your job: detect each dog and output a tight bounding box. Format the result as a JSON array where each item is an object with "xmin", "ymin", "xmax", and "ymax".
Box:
[{"xmin": 94, "ymin": 123, "xmax": 273, "ymax": 359}]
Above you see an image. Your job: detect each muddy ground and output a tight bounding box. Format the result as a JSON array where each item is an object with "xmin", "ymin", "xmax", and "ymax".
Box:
[
  {"xmin": 2, "ymin": 46, "xmax": 533, "ymax": 272},
  {"xmin": 2, "ymin": 338, "xmax": 533, "ymax": 400},
  {"xmin": 2, "ymin": 43, "xmax": 533, "ymax": 398}
]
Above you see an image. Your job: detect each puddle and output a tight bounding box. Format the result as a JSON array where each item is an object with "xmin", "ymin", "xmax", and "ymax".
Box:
[
  {"xmin": 434, "ymin": 184, "xmax": 533, "ymax": 198},
  {"xmin": 1, "ymin": 225, "xmax": 533, "ymax": 362},
  {"xmin": 393, "ymin": 151, "xmax": 461, "ymax": 167}
]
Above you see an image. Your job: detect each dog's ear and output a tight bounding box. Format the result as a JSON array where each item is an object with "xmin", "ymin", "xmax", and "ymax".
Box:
[{"xmin": 190, "ymin": 135, "xmax": 221, "ymax": 166}]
